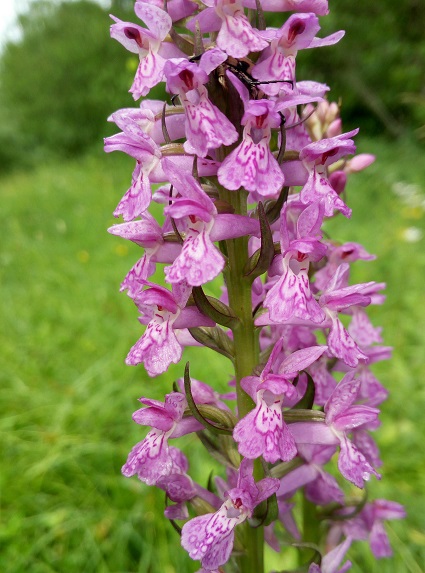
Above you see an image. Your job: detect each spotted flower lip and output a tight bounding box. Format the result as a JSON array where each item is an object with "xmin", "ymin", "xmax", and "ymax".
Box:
[
  {"xmin": 126, "ymin": 281, "xmax": 214, "ymax": 375},
  {"xmin": 121, "ymin": 392, "xmax": 203, "ymax": 485},
  {"xmin": 163, "ymin": 58, "xmax": 238, "ymax": 158},
  {"xmin": 290, "ymin": 372, "xmax": 381, "ymax": 488},
  {"xmin": 161, "ymin": 158, "xmax": 260, "ymax": 286},
  {"xmin": 181, "ymin": 459, "xmax": 279, "ymax": 570},
  {"xmin": 233, "ymin": 342, "xmax": 327, "ymax": 463}
]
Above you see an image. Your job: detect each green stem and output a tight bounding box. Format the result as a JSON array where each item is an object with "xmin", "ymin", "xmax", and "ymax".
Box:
[{"xmin": 218, "ymin": 183, "xmax": 264, "ymax": 573}]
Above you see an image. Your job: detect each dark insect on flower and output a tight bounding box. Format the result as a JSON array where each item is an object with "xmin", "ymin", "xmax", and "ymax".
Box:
[{"xmin": 225, "ymin": 57, "xmax": 294, "ymax": 94}]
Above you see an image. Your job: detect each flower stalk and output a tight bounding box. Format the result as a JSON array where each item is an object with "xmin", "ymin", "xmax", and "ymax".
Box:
[{"xmin": 104, "ymin": 1, "xmax": 406, "ymax": 571}]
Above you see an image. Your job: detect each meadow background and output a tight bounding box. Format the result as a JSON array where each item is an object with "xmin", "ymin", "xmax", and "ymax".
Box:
[{"xmin": 1, "ymin": 1, "xmax": 424, "ymax": 572}]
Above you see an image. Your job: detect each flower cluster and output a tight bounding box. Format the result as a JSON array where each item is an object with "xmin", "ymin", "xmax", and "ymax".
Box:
[{"xmin": 106, "ymin": 1, "xmax": 404, "ymax": 571}]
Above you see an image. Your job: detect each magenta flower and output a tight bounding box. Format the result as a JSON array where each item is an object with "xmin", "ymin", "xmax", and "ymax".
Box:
[
  {"xmin": 300, "ymin": 130, "xmax": 359, "ymax": 217},
  {"xmin": 110, "ymin": 3, "xmax": 174, "ymax": 99},
  {"xmin": 318, "ymin": 263, "xmax": 384, "ymax": 367},
  {"xmin": 233, "ymin": 341, "xmax": 327, "ymax": 462},
  {"xmin": 164, "ymin": 59, "xmax": 238, "ymax": 157},
  {"xmin": 262, "ymin": 200, "xmax": 327, "ymax": 325},
  {"xmin": 162, "ymin": 159, "xmax": 259, "ymax": 286},
  {"xmin": 217, "ymin": 72, "xmax": 285, "ymax": 196},
  {"xmin": 122, "ymin": 392, "xmax": 202, "ymax": 484},
  {"xmin": 291, "ymin": 373, "xmax": 381, "ymax": 488},
  {"xmin": 126, "ymin": 281, "xmax": 214, "ymax": 375},
  {"xmin": 187, "ymin": 0, "xmax": 268, "ymax": 58},
  {"xmin": 252, "ymin": 13, "xmax": 344, "ymax": 95},
  {"xmin": 181, "ymin": 459, "xmax": 279, "ymax": 570}
]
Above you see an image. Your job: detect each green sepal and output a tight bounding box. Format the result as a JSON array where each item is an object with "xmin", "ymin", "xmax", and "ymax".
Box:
[
  {"xmin": 243, "ymin": 202, "xmax": 275, "ymax": 280},
  {"xmin": 193, "ymin": 20, "xmax": 204, "ymax": 58},
  {"xmin": 254, "ymin": 0, "xmax": 266, "ymax": 30},
  {"xmin": 252, "ymin": 491, "xmax": 279, "ymax": 527},
  {"xmin": 319, "ymin": 489, "xmax": 368, "ymax": 521},
  {"xmin": 196, "ymin": 430, "xmax": 239, "ymax": 469},
  {"xmin": 293, "ymin": 372, "xmax": 316, "ymax": 410},
  {"xmin": 264, "ymin": 185, "xmax": 289, "ymax": 225},
  {"xmin": 190, "ymin": 495, "xmax": 218, "ymax": 516},
  {"xmin": 274, "ymin": 543, "xmax": 322, "ymax": 573},
  {"xmin": 161, "ymin": 103, "xmax": 171, "ymax": 144},
  {"xmin": 184, "ymin": 362, "xmax": 233, "ymax": 435},
  {"xmin": 192, "ymin": 286, "xmax": 240, "ymax": 328},
  {"xmin": 270, "ymin": 457, "xmax": 304, "ymax": 479},
  {"xmin": 168, "ymin": 27, "xmax": 194, "ymax": 55},
  {"xmin": 188, "ymin": 326, "xmax": 235, "ymax": 361},
  {"xmin": 196, "ymin": 404, "xmax": 238, "ymax": 429},
  {"xmin": 283, "ymin": 409, "xmax": 326, "ymax": 424}
]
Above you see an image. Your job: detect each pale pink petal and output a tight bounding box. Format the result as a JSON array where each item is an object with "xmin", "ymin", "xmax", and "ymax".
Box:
[
  {"xmin": 122, "ymin": 429, "xmax": 173, "ymax": 485},
  {"xmin": 300, "ymin": 167, "xmax": 351, "ymax": 217},
  {"xmin": 165, "ymin": 228, "xmax": 225, "ymax": 286},
  {"xmin": 126, "ymin": 319, "xmax": 182, "ymax": 376},
  {"xmin": 130, "ymin": 50, "xmax": 166, "ymax": 99},
  {"xmin": 113, "ymin": 162, "xmax": 152, "ymax": 221},
  {"xmin": 327, "ymin": 314, "xmax": 367, "ymax": 368},
  {"xmin": 216, "ymin": 2, "xmax": 268, "ymax": 58},
  {"xmin": 264, "ymin": 258, "xmax": 326, "ymax": 324},
  {"xmin": 218, "ymin": 136, "xmax": 285, "ymax": 195},
  {"xmin": 182, "ymin": 88, "xmax": 238, "ymax": 157},
  {"xmin": 338, "ymin": 435, "xmax": 380, "ymax": 488}
]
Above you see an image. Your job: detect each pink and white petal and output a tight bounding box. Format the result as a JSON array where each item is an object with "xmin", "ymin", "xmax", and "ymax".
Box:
[
  {"xmin": 338, "ymin": 435, "xmax": 380, "ymax": 489},
  {"xmin": 352, "ymin": 430, "xmax": 382, "ymax": 469},
  {"xmin": 126, "ymin": 319, "xmax": 182, "ymax": 376},
  {"xmin": 121, "ymin": 429, "xmax": 172, "ymax": 485},
  {"xmin": 327, "ymin": 315, "xmax": 368, "ymax": 368},
  {"xmin": 181, "ymin": 509, "xmax": 236, "ymax": 569},
  {"xmin": 233, "ymin": 409, "xmax": 266, "ymax": 460},
  {"xmin": 324, "ymin": 372, "xmax": 359, "ymax": 424},
  {"xmin": 183, "ymin": 92, "xmax": 238, "ymax": 157},
  {"xmin": 130, "ymin": 50, "xmax": 166, "ymax": 99},
  {"xmin": 216, "ymin": 12, "xmax": 268, "ymax": 58},
  {"xmin": 121, "ymin": 255, "xmax": 155, "ymax": 297},
  {"xmin": 134, "ymin": 2, "xmax": 172, "ymax": 40},
  {"xmin": 252, "ymin": 52, "xmax": 296, "ymax": 96},
  {"xmin": 300, "ymin": 168, "xmax": 351, "ymax": 218},
  {"xmin": 165, "ymin": 230, "xmax": 225, "ymax": 286},
  {"xmin": 218, "ymin": 138, "xmax": 285, "ymax": 196},
  {"xmin": 309, "ymin": 30, "xmax": 345, "ymax": 48},
  {"xmin": 279, "ymin": 345, "xmax": 328, "ymax": 377},
  {"xmin": 113, "ymin": 164, "xmax": 152, "ymax": 221},
  {"xmin": 264, "ymin": 263, "xmax": 326, "ymax": 324}
]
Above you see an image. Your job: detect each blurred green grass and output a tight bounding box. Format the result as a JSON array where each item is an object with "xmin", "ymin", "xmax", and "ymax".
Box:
[{"xmin": 0, "ymin": 138, "xmax": 424, "ymax": 572}]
